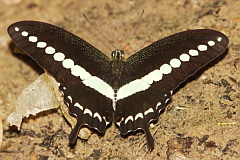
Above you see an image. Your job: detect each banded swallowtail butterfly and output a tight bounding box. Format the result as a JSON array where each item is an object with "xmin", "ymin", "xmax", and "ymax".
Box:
[{"xmin": 8, "ymin": 21, "xmax": 228, "ymax": 149}]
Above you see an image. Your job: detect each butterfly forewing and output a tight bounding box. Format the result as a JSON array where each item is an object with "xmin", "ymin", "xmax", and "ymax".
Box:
[
  {"xmin": 7, "ymin": 21, "xmax": 111, "ymax": 86},
  {"xmin": 124, "ymin": 29, "xmax": 228, "ymax": 93}
]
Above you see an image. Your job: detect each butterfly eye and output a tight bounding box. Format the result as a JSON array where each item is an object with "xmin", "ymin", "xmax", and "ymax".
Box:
[
  {"xmin": 111, "ymin": 51, "xmax": 116, "ymax": 58},
  {"xmin": 120, "ymin": 50, "xmax": 125, "ymax": 58}
]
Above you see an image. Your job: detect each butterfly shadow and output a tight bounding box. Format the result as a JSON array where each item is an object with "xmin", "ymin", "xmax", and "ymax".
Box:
[{"xmin": 8, "ymin": 42, "xmax": 44, "ymax": 75}]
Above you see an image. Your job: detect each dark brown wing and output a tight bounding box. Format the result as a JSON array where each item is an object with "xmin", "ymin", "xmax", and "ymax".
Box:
[
  {"xmin": 115, "ymin": 29, "xmax": 229, "ymax": 149},
  {"xmin": 8, "ymin": 21, "xmax": 113, "ymax": 144}
]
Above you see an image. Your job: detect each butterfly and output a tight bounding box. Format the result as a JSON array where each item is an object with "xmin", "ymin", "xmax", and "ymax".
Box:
[{"xmin": 8, "ymin": 21, "xmax": 229, "ymax": 149}]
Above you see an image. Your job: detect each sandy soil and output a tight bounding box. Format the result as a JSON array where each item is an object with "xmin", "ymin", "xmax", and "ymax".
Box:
[{"xmin": 0, "ymin": 0, "xmax": 239, "ymax": 159}]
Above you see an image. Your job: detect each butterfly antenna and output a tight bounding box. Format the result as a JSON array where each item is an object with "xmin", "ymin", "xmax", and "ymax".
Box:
[
  {"xmin": 83, "ymin": 14, "xmax": 117, "ymax": 50},
  {"xmin": 120, "ymin": 10, "xmax": 144, "ymax": 49}
]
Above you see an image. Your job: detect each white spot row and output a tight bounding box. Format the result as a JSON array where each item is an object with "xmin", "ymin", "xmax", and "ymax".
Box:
[
  {"xmin": 116, "ymin": 37, "xmax": 221, "ymax": 101},
  {"xmin": 15, "ymin": 28, "xmax": 91, "ymax": 80},
  {"xmin": 124, "ymin": 107, "xmax": 154, "ymax": 124},
  {"xmin": 14, "ymin": 26, "xmax": 115, "ymax": 101},
  {"xmin": 74, "ymin": 101, "xmax": 103, "ymax": 123},
  {"xmin": 120, "ymin": 91, "xmax": 173, "ymax": 126}
]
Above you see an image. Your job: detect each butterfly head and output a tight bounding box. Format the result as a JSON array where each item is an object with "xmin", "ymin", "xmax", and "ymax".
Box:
[{"xmin": 111, "ymin": 49, "xmax": 125, "ymax": 60}]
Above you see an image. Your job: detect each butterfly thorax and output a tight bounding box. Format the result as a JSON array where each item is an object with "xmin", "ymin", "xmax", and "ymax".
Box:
[{"xmin": 111, "ymin": 49, "xmax": 125, "ymax": 91}]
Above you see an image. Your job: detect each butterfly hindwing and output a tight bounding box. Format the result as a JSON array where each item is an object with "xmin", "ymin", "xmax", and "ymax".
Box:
[
  {"xmin": 60, "ymin": 83, "xmax": 113, "ymax": 144},
  {"xmin": 115, "ymin": 89, "xmax": 172, "ymax": 149}
]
